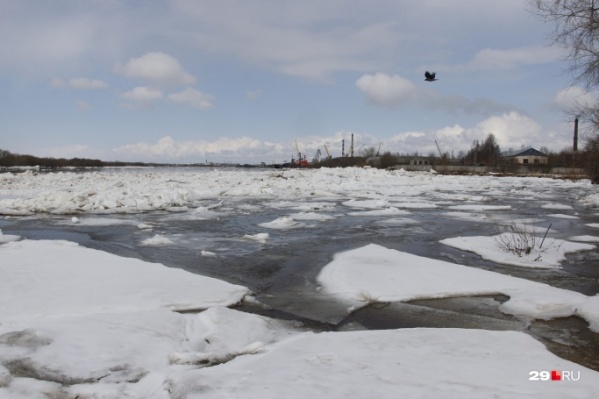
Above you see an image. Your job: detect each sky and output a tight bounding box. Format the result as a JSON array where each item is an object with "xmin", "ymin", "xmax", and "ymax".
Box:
[{"xmin": 0, "ymin": 0, "xmax": 593, "ymax": 164}]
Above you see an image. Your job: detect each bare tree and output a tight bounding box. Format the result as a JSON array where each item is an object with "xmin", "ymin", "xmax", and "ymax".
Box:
[
  {"xmin": 530, "ymin": 0, "xmax": 599, "ymax": 89},
  {"xmin": 462, "ymin": 134, "xmax": 501, "ymax": 166},
  {"xmin": 530, "ymin": 1, "xmax": 599, "ymax": 181},
  {"xmin": 359, "ymin": 146, "xmax": 378, "ymax": 158},
  {"xmin": 530, "ymin": 1, "xmax": 599, "ymax": 129}
]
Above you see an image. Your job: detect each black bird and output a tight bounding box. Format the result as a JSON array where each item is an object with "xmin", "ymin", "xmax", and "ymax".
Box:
[{"xmin": 424, "ymin": 71, "xmax": 438, "ymax": 82}]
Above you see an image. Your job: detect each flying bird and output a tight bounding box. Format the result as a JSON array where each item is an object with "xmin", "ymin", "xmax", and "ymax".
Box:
[{"xmin": 424, "ymin": 71, "xmax": 438, "ymax": 82}]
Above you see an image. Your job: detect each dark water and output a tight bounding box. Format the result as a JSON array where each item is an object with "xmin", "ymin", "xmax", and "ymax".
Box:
[{"xmin": 2, "ymin": 185, "xmax": 599, "ymax": 371}]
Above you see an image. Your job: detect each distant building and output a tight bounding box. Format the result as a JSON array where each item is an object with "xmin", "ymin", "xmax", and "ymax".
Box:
[
  {"xmin": 502, "ymin": 148, "xmax": 548, "ymax": 165},
  {"xmin": 395, "ymin": 156, "xmax": 432, "ymax": 166}
]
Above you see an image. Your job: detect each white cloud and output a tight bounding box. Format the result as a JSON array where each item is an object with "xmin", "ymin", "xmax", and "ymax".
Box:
[
  {"xmin": 107, "ymin": 117, "xmax": 545, "ymax": 163},
  {"xmin": 553, "ymin": 86, "xmax": 597, "ymax": 111},
  {"xmin": 355, "ymin": 73, "xmax": 420, "ymax": 107},
  {"xmin": 393, "ymin": 131, "xmax": 426, "ymax": 141},
  {"xmin": 114, "ymin": 52, "xmax": 197, "ymax": 86},
  {"xmin": 435, "ymin": 125, "xmax": 465, "ymax": 139},
  {"xmin": 383, "ymin": 113, "xmax": 543, "ymax": 156},
  {"xmin": 50, "ymin": 78, "xmax": 65, "ymax": 88},
  {"xmin": 472, "ymin": 112, "xmax": 541, "ymax": 149},
  {"xmin": 169, "ymin": 1, "xmax": 395, "ymax": 81},
  {"xmin": 0, "ymin": 11, "xmax": 98, "ymax": 73},
  {"xmin": 355, "ymin": 73, "xmax": 515, "ymax": 115},
  {"xmin": 27, "ymin": 144, "xmax": 101, "ymax": 160},
  {"xmin": 121, "ymin": 86, "xmax": 164, "ymax": 102},
  {"xmin": 68, "ymin": 77, "xmax": 108, "ymax": 90},
  {"xmin": 112, "ymin": 135, "xmax": 284, "ymax": 162},
  {"xmin": 31, "ymin": 111, "xmax": 555, "ymax": 163},
  {"xmin": 246, "ymin": 90, "xmax": 262, "ymax": 101},
  {"xmin": 51, "ymin": 77, "xmax": 108, "ymax": 90},
  {"xmin": 1, "ymin": 1, "xmax": 552, "ymax": 82},
  {"xmin": 459, "ymin": 46, "xmax": 564, "ymax": 71},
  {"xmin": 77, "ymin": 100, "xmax": 92, "ymax": 111},
  {"xmin": 168, "ymin": 88, "xmax": 214, "ymax": 109}
]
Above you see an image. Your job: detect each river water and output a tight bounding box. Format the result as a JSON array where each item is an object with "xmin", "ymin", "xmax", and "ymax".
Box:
[{"xmin": 2, "ymin": 174, "xmax": 599, "ymax": 371}]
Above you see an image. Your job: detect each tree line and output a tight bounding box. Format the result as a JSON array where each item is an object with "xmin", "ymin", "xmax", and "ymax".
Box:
[
  {"xmin": 0, "ymin": 149, "xmax": 155, "ymax": 169},
  {"xmin": 357, "ymin": 133, "xmax": 580, "ymax": 167}
]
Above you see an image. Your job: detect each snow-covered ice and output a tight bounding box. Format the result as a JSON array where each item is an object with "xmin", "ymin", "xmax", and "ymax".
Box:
[
  {"xmin": 440, "ymin": 234, "xmax": 594, "ymax": 269},
  {"xmin": 448, "ymin": 204, "xmax": 512, "ymax": 211},
  {"xmin": 243, "ymin": 232, "xmax": 270, "ymax": 243},
  {"xmin": 287, "ymin": 211, "xmax": 335, "ymax": 221},
  {"xmin": 374, "ymin": 217, "xmax": 420, "ymax": 226},
  {"xmin": 0, "ymin": 228, "xmax": 20, "ymax": 243},
  {"xmin": 259, "ymin": 216, "xmax": 308, "ymax": 229},
  {"xmin": 1, "ymin": 167, "xmax": 599, "ymax": 397},
  {"xmin": 0, "ymin": 240, "xmax": 248, "ymax": 319},
  {"xmin": 168, "ymin": 329, "xmax": 599, "ymax": 399},
  {"xmin": 542, "ymin": 202, "xmax": 574, "ymax": 210},
  {"xmin": 141, "ymin": 234, "xmax": 175, "ymax": 246},
  {"xmin": 548, "ymin": 213, "xmax": 579, "ymax": 219},
  {"xmin": 2, "ymin": 239, "xmax": 599, "ymax": 398},
  {"xmin": 570, "ymin": 235, "xmax": 599, "ymax": 243},
  {"xmin": 347, "ymin": 207, "xmax": 409, "ymax": 216},
  {"xmin": 317, "ymin": 244, "xmax": 599, "ymax": 330}
]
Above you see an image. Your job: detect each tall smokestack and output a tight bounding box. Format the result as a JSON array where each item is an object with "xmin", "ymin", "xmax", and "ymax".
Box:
[
  {"xmin": 342, "ymin": 140, "xmax": 345, "ymax": 157},
  {"xmin": 573, "ymin": 118, "xmax": 579, "ymax": 152},
  {"xmin": 350, "ymin": 133, "xmax": 354, "ymax": 157}
]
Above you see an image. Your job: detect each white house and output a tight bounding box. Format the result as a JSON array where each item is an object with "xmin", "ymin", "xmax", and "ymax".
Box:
[{"xmin": 502, "ymin": 148, "xmax": 548, "ymax": 164}]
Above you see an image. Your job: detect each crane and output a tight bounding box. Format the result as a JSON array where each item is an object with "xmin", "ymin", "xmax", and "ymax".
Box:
[
  {"xmin": 294, "ymin": 140, "xmax": 308, "ymax": 166},
  {"xmin": 295, "ymin": 140, "xmax": 301, "ymax": 162},
  {"xmin": 312, "ymin": 149, "xmax": 322, "ymax": 163},
  {"xmin": 324, "ymin": 145, "xmax": 331, "ymax": 159},
  {"xmin": 435, "ymin": 140, "xmax": 443, "ymax": 158}
]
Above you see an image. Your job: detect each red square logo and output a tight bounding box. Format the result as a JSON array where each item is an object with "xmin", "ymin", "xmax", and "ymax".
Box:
[{"xmin": 551, "ymin": 370, "xmax": 562, "ymax": 381}]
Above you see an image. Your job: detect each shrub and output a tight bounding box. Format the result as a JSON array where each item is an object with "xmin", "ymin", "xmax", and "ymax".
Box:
[{"xmin": 494, "ymin": 221, "xmax": 556, "ymax": 261}]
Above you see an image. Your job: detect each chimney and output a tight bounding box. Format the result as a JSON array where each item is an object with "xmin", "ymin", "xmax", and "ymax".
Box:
[{"xmin": 574, "ymin": 118, "xmax": 579, "ymax": 152}]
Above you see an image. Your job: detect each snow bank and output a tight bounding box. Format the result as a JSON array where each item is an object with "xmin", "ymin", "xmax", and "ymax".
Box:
[
  {"xmin": 440, "ymin": 234, "xmax": 594, "ymax": 268},
  {"xmin": 0, "ymin": 240, "xmax": 271, "ymax": 398},
  {"xmin": 317, "ymin": 244, "xmax": 599, "ymax": 329},
  {"xmin": 169, "ymin": 328, "xmax": 599, "ymax": 399},
  {"xmin": 0, "ymin": 240, "xmax": 248, "ymax": 321},
  {"xmin": 0, "ymin": 228, "xmax": 20, "ymax": 243},
  {"xmin": 0, "ymin": 238, "xmax": 598, "ymax": 398}
]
